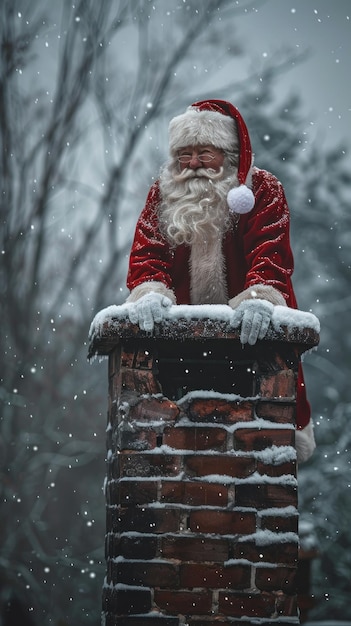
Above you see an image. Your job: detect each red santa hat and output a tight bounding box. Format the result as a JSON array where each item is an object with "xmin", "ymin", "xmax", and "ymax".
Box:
[{"xmin": 168, "ymin": 99, "xmax": 255, "ymax": 214}]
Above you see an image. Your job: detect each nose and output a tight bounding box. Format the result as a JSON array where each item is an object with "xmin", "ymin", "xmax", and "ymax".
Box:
[{"xmin": 188, "ymin": 152, "xmax": 202, "ymax": 169}]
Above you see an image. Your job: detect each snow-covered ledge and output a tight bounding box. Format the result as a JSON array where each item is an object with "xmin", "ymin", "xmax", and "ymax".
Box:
[{"xmin": 88, "ymin": 303, "xmax": 320, "ymax": 358}]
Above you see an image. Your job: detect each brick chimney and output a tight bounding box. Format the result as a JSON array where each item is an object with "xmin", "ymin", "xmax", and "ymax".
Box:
[{"xmin": 88, "ymin": 305, "xmax": 319, "ymax": 625}]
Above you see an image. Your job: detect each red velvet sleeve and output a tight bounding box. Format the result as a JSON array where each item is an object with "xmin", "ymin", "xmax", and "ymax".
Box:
[
  {"xmin": 127, "ymin": 182, "xmax": 174, "ymax": 292},
  {"xmin": 240, "ymin": 169, "xmax": 311, "ymax": 428},
  {"xmin": 238, "ymin": 168, "xmax": 295, "ymax": 303}
]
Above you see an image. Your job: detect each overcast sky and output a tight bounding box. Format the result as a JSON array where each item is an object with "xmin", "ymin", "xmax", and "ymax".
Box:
[
  {"xmin": 23, "ymin": 0, "xmax": 351, "ymax": 169},
  {"xmin": 236, "ymin": 0, "xmax": 350, "ymax": 160}
]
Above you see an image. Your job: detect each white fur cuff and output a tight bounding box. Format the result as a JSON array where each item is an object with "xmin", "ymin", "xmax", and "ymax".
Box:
[
  {"xmin": 228, "ymin": 284, "xmax": 287, "ymax": 309},
  {"xmin": 126, "ymin": 281, "xmax": 176, "ymax": 304}
]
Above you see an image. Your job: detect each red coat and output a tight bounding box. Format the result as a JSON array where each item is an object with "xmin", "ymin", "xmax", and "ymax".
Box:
[{"xmin": 127, "ymin": 167, "xmax": 310, "ymax": 430}]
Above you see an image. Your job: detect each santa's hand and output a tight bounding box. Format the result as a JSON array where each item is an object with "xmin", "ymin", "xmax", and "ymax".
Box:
[
  {"xmin": 127, "ymin": 292, "xmax": 172, "ymax": 332},
  {"xmin": 230, "ymin": 299, "xmax": 274, "ymax": 345}
]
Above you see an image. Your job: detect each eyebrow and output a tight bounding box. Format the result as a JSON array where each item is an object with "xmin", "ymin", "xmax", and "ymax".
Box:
[{"xmin": 178, "ymin": 146, "xmax": 218, "ymax": 153}]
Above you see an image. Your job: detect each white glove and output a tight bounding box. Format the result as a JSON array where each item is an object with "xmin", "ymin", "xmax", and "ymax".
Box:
[
  {"xmin": 230, "ymin": 298, "xmax": 274, "ymax": 345},
  {"xmin": 127, "ymin": 292, "xmax": 172, "ymax": 332}
]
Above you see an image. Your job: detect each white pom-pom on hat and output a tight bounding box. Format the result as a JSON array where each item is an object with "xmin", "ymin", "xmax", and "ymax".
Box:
[{"xmin": 227, "ymin": 184, "xmax": 255, "ymax": 214}]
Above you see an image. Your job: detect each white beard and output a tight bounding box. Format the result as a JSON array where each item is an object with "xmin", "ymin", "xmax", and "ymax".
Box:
[{"xmin": 159, "ymin": 159, "xmax": 239, "ymax": 304}]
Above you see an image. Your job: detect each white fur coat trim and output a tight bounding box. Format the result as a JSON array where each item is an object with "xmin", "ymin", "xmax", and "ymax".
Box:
[
  {"xmin": 296, "ymin": 420, "xmax": 316, "ymax": 463},
  {"xmin": 190, "ymin": 236, "xmax": 228, "ymax": 305}
]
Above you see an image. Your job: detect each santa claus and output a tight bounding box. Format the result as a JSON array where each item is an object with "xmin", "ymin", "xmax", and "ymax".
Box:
[{"xmin": 125, "ymin": 98, "xmax": 315, "ymax": 463}]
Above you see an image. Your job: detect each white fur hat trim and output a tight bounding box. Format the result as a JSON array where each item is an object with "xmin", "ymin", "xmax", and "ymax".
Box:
[{"xmin": 169, "ymin": 107, "xmax": 238, "ymax": 154}]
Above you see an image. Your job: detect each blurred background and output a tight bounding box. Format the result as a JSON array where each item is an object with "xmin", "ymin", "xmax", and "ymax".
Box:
[{"xmin": 1, "ymin": 0, "xmax": 350, "ymax": 623}]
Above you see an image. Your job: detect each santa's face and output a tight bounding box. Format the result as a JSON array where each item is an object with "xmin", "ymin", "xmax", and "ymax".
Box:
[
  {"xmin": 177, "ymin": 144, "xmax": 224, "ymax": 173},
  {"xmin": 159, "ymin": 149, "xmax": 237, "ymax": 247}
]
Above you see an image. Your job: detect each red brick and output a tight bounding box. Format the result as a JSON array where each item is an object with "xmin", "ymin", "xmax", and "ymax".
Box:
[
  {"xmin": 260, "ymin": 514, "xmax": 298, "ymax": 534},
  {"xmin": 119, "ymin": 453, "xmax": 182, "ymax": 478},
  {"xmin": 258, "ymin": 369, "xmax": 296, "ymax": 399},
  {"xmin": 120, "ymin": 349, "xmax": 136, "ymax": 368},
  {"xmin": 102, "ymin": 586, "xmax": 151, "ymax": 615},
  {"xmin": 163, "ymin": 425, "xmax": 227, "ymax": 451},
  {"xmin": 255, "ymin": 566, "xmax": 296, "ymax": 593},
  {"xmin": 154, "ymin": 589, "xmax": 212, "ymax": 615},
  {"xmin": 129, "ymin": 397, "xmax": 179, "ymax": 422},
  {"xmin": 188, "ymin": 398, "xmax": 254, "ymax": 423},
  {"xmin": 276, "ymin": 592, "xmax": 298, "ymax": 616},
  {"xmin": 257, "ymin": 460, "xmax": 296, "ymax": 478},
  {"xmin": 255, "ymin": 400, "xmax": 296, "ymax": 424},
  {"xmin": 161, "ymin": 480, "xmax": 228, "ymax": 507},
  {"xmin": 104, "ymin": 617, "xmax": 179, "ymax": 626},
  {"xmin": 219, "ymin": 590, "xmax": 276, "ymax": 617},
  {"xmin": 235, "ymin": 483, "xmax": 297, "ymax": 509},
  {"xmin": 189, "ymin": 510, "xmax": 256, "ymax": 535},
  {"xmin": 108, "ymin": 560, "xmax": 179, "ymax": 588},
  {"xmin": 266, "ymin": 484, "xmax": 297, "ymax": 507},
  {"xmin": 106, "ymin": 534, "xmax": 158, "ymax": 560},
  {"xmin": 231, "ymin": 541, "xmax": 298, "ymax": 566},
  {"xmin": 134, "ymin": 348, "xmax": 156, "ymax": 369},
  {"xmin": 107, "ymin": 506, "xmax": 181, "ymax": 534},
  {"xmin": 108, "ymin": 345, "xmax": 121, "ymax": 376},
  {"xmin": 108, "ymin": 371, "xmax": 122, "ymax": 407},
  {"xmin": 161, "ymin": 535, "xmax": 229, "ymax": 562},
  {"xmin": 122, "ymin": 368, "xmax": 161, "ymax": 394},
  {"xmin": 180, "ymin": 562, "xmax": 251, "ymax": 589},
  {"xmin": 107, "ymin": 396, "xmax": 119, "ymax": 424},
  {"xmin": 234, "ymin": 427, "xmax": 294, "ymax": 451},
  {"xmin": 184, "ymin": 454, "xmax": 256, "ymax": 479},
  {"xmin": 188, "ymin": 616, "xmax": 243, "ymax": 626},
  {"xmin": 119, "ymin": 426, "xmax": 158, "ymax": 451},
  {"xmin": 107, "ymin": 453, "xmax": 120, "ymax": 480},
  {"xmin": 108, "ymin": 479, "xmax": 158, "ymax": 506}
]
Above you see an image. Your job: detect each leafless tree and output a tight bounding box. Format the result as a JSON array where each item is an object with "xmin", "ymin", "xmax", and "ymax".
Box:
[{"xmin": 0, "ymin": 0, "xmax": 273, "ymax": 622}]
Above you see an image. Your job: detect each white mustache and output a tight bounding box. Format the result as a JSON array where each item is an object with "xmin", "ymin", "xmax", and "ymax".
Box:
[{"xmin": 173, "ymin": 166, "xmax": 224, "ymax": 183}]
